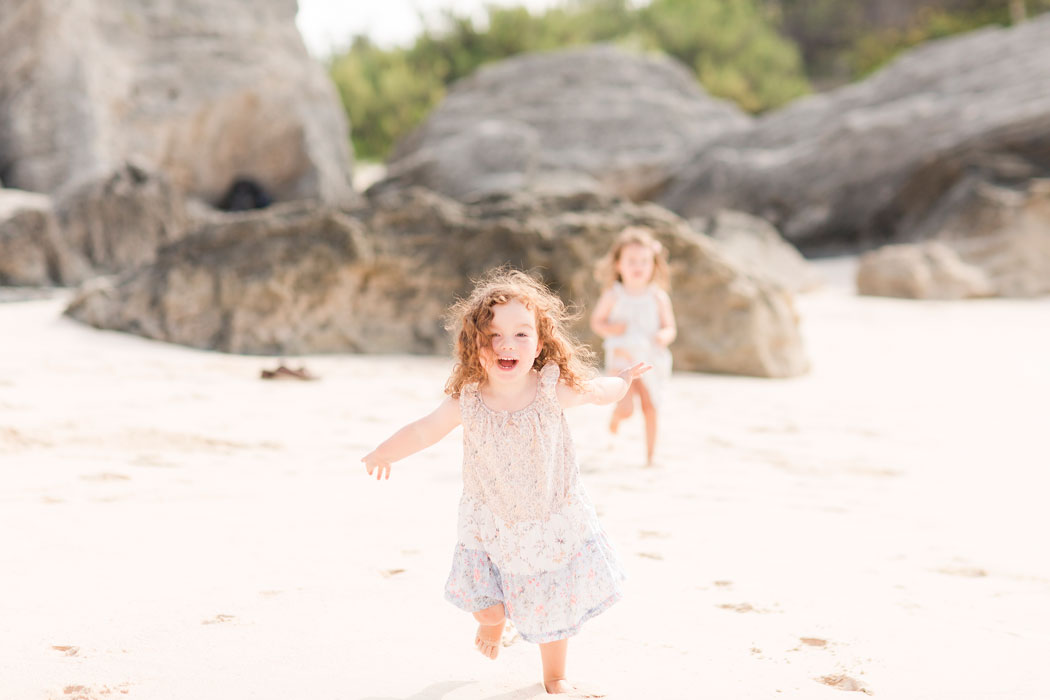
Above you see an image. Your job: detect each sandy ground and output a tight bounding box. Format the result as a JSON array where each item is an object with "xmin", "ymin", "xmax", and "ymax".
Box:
[{"xmin": 2, "ymin": 258, "xmax": 1049, "ymax": 700}]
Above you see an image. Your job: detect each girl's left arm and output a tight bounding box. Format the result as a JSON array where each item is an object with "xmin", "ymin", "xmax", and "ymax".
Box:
[
  {"xmin": 653, "ymin": 289, "xmax": 677, "ymax": 348},
  {"xmin": 556, "ymin": 362, "xmax": 652, "ymax": 409}
]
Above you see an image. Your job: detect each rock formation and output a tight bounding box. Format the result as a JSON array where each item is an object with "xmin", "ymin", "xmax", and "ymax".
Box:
[
  {"xmin": 67, "ymin": 189, "xmax": 809, "ymax": 377},
  {"xmin": 659, "ymin": 15, "xmax": 1050, "ymax": 253},
  {"xmin": 375, "ymin": 45, "xmax": 750, "ymax": 203},
  {"xmin": 692, "ymin": 211, "xmax": 822, "ymax": 294},
  {"xmin": 0, "ymin": 0, "xmax": 354, "ymax": 205},
  {"xmin": 0, "ymin": 188, "xmax": 85, "ymax": 285},
  {"xmin": 857, "ymin": 179, "xmax": 1050, "ymax": 299}
]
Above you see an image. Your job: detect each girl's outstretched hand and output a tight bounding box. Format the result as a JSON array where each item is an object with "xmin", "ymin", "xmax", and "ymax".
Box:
[
  {"xmin": 618, "ymin": 361, "xmax": 652, "ymax": 384},
  {"xmin": 362, "ymin": 452, "xmax": 391, "ymax": 480}
]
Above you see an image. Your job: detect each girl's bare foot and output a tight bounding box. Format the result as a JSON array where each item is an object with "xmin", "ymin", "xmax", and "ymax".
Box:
[
  {"xmin": 474, "ymin": 618, "xmax": 505, "ymax": 659},
  {"xmin": 472, "ymin": 603, "xmax": 506, "ymax": 659},
  {"xmin": 544, "ymin": 679, "xmax": 605, "ymax": 697}
]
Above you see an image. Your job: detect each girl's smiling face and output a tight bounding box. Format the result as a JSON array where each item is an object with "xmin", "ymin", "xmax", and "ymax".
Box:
[
  {"xmin": 616, "ymin": 242, "xmax": 656, "ymax": 289},
  {"xmin": 481, "ymin": 299, "xmax": 543, "ymax": 383}
]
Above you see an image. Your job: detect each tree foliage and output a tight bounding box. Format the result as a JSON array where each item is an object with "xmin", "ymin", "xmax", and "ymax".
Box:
[
  {"xmin": 330, "ymin": 0, "xmax": 807, "ymax": 161},
  {"xmin": 771, "ymin": 0, "xmax": 1050, "ymax": 81}
]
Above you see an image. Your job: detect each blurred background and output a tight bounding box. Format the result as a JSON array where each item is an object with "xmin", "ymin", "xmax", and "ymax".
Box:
[
  {"xmin": 301, "ymin": 0, "xmax": 1049, "ymax": 161},
  {"xmin": 1, "ymin": 0, "xmax": 1048, "ymax": 370}
]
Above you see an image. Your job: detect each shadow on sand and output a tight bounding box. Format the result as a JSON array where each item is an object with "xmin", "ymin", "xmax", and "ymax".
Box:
[{"xmin": 359, "ymin": 680, "xmax": 547, "ymax": 700}]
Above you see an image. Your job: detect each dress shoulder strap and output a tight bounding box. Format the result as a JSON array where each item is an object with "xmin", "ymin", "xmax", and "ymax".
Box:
[
  {"xmin": 458, "ymin": 382, "xmax": 481, "ymax": 420},
  {"xmin": 538, "ymin": 362, "xmax": 560, "ymax": 400}
]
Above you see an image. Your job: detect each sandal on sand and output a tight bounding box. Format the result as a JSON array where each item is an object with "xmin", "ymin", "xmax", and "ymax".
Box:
[{"xmin": 260, "ymin": 364, "xmax": 319, "ymax": 381}]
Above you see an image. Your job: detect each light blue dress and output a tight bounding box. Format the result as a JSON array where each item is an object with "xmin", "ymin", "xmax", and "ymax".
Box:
[
  {"xmin": 443, "ymin": 364, "xmax": 626, "ymax": 643},
  {"xmin": 602, "ymin": 283, "xmax": 673, "ymax": 406}
]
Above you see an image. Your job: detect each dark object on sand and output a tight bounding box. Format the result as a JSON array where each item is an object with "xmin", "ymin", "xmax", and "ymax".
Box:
[
  {"xmin": 260, "ymin": 364, "xmax": 318, "ymax": 381},
  {"xmin": 219, "ymin": 177, "xmax": 273, "ymax": 211}
]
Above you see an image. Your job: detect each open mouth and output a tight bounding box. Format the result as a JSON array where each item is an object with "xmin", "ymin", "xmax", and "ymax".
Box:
[{"xmin": 496, "ymin": 357, "xmax": 519, "ymax": 370}]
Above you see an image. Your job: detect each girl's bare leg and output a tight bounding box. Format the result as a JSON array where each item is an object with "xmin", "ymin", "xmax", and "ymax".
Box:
[
  {"xmin": 636, "ymin": 381, "xmax": 657, "ymax": 465},
  {"xmin": 472, "ymin": 603, "xmax": 505, "ymax": 660},
  {"xmin": 540, "ymin": 639, "xmax": 604, "ymax": 696},
  {"xmin": 609, "ymin": 382, "xmax": 636, "ymax": 434}
]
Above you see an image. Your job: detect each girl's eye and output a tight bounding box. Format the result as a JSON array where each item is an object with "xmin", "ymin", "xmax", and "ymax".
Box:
[{"xmin": 517, "ymin": 333, "xmax": 528, "ymax": 338}]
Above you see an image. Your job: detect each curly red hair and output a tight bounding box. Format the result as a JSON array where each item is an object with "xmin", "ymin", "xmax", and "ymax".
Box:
[{"xmin": 445, "ymin": 268, "xmax": 595, "ymax": 398}]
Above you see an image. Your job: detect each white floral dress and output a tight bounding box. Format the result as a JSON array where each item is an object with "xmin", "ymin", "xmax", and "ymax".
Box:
[
  {"xmin": 602, "ymin": 282, "xmax": 672, "ymax": 407},
  {"xmin": 444, "ymin": 363, "xmax": 626, "ymax": 643}
]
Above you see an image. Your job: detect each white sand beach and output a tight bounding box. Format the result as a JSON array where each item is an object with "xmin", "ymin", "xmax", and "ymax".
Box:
[{"xmin": 2, "ymin": 258, "xmax": 1049, "ymax": 700}]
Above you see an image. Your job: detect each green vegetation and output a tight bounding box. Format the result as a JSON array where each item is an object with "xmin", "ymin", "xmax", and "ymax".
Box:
[
  {"xmin": 773, "ymin": 0, "xmax": 1050, "ymax": 81},
  {"xmin": 848, "ymin": 2, "xmax": 1050, "ymax": 77},
  {"xmin": 330, "ymin": 0, "xmax": 808, "ymax": 161},
  {"xmin": 328, "ymin": 0, "xmax": 1049, "ymax": 161}
]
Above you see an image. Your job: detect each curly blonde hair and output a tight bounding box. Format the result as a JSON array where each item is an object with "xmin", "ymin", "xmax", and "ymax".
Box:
[
  {"xmin": 444, "ymin": 268, "xmax": 596, "ymax": 398},
  {"xmin": 594, "ymin": 226, "xmax": 670, "ymax": 290}
]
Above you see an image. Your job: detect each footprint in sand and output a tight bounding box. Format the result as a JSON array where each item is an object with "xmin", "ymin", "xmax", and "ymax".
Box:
[
  {"xmin": 51, "ymin": 645, "xmax": 79, "ymax": 656},
  {"xmin": 937, "ymin": 565, "xmax": 987, "ymax": 578},
  {"xmin": 61, "ymin": 684, "xmax": 131, "ymax": 699},
  {"xmin": 638, "ymin": 529, "xmax": 669, "ymax": 539},
  {"xmin": 201, "ymin": 614, "xmax": 237, "ymax": 625},
  {"xmin": 636, "ymin": 552, "xmax": 663, "ymax": 560},
  {"xmin": 131, "ymin": 453, "xmax": 177, "ymax": 468},
  {"xmin": 801, "ymin": 637, "xmax": 828, "ymax": 648},
  {"xmin": 80, "ymin": 473, "xmax": 131, "ymax": 482},
  {"xmin": 816, "ymin": 674, "xmax": 872, "ymax": 695},
  {"xmin": 717, "ymin": 602, "xmax": 779, "ymax": 614},
  {"xmin": 379, "ymin": 568, "xmax": 406, "ymax": 578}
]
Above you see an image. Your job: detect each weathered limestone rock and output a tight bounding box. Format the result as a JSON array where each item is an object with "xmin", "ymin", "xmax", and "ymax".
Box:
[
  {"xmin": 692, "ymin": 210, "xmax": 822, "ymax": 293},
  {"xmin": 55, "ymin": 163, "xmax": 190, "ymax": 279},
  {"xmin": 66, "ymin": 189, "xmax": 809, "ymax": 377},
  {"xmin": 376, "ymin": 45, "xmax": 751, "ymax": 203},
  {"xmin": 660, "ymin": 15, "xmax": 1050, "ymax": 253},
  {"xmin": 66, "ymin": 202, "xmax": 384, "ymax": 354},
  {"xmin": 0, "ymin": 188, "xmax": 86, "ymax": 285},
  {"xmin": 0, "ymin": 0, "xmax": 354, "ymax": 205},
  {"xmin": 858, "ymin": 179, "xmax": 1050, "ymax": 298},
  {"xmin": 856, "ymin": 243, "xmax": 995, "ymax": 299}
]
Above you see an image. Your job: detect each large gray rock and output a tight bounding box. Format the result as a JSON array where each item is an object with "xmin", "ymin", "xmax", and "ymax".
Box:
[
  {"xmin": 692, "ymin": 210, "xmax": 822, "ymax": 293},
  {"xmin": 855, "ymin": 242, "xmax": 995, "ymax": 299},
  {"xmin": 857, "ymin": 179, "xmax": 1050, "ymax": 298},
  {"xmin": 660, "ymin": 15, "xmax": 1050, "ymax": 253},
  {"xmin": 0, "ymin": 188, "xmax": 86, "ymax": 285},
  {"xmin": 0, "ymin": 0, "xmax": 354, "ymax": 205},
  {"xmin": 376, "ymin": 45, "xmax": 751, "ymax": 203},
  {"xmin": 66, "ymin": 189, "xmax": 809, "ymax": 378},
  {"xmin": 55, "ymin": 162, "xmax": 190, "ymax": 280}
]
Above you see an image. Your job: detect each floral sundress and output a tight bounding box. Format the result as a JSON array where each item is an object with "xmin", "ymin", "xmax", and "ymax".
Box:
[
  {"xmin": 444, "ymin": 363, "xmax": 626, "ymax": 643},
  {"xmin": 602, "ymin": 282, "xmax": 672, "ymax": 407}
]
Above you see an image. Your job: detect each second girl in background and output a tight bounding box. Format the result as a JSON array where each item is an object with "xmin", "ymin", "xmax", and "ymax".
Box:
[{"xmin": 590, "ymin": 227, "xmax": 677, "ymax": 466}]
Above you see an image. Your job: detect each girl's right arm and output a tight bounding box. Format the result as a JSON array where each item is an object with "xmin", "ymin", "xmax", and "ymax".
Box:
[
  {"xmin": 361, "ymin": 396, "xmax": 462, "ymax": 480},
  {"xmin": 590, "ymin": 288, "xmax": 626, "ymax": 337}
]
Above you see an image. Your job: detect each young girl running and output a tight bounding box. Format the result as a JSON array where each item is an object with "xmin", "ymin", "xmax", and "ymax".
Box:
[
  {"xmin": 590, "ymin": 227, "xmax": 677, "ymax": 466},
  {"xmin": 362, "ymin": 268, "xmax": 649, "ymax": 696}
]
